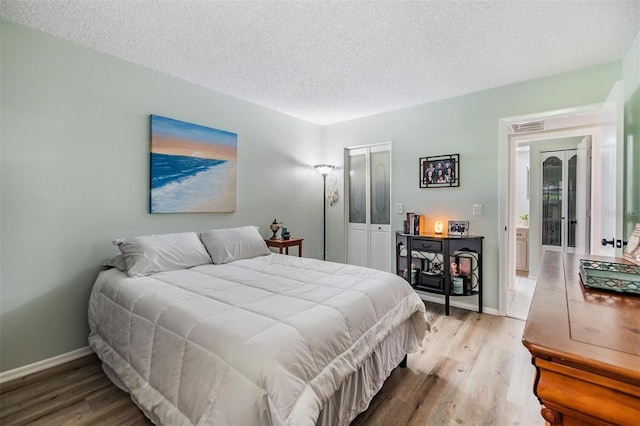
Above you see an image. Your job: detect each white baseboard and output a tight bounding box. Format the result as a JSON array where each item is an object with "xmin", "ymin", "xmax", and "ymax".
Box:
[
  {"xmin": 417, "ymin": 291, "xmax": 500, "ymax": 316},
  {"xmin": 0, "ymin": 346, "xmax": 94, "ymax": 384}
]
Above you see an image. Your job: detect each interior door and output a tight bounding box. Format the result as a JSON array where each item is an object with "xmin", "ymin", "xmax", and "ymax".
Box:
[
  {"xmin": 346, "ymin": 144, "xmax": 392, "ymax": 271},
  {"xmin": 541, "ymin": 148, "xmax": 589, "ymax": 254},
  {"xmin": 369, "ymin": 146, "xmax": 391, "ymax": 272}
]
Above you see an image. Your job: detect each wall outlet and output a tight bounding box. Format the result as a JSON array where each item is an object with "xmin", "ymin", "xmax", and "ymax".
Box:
[
  {"xmin": 473, "ymin": 204, "xmax": 482, "ymax": 216},
  {"xmin": 396, "ymin": 203, "xmax": 404, "ymax": 214}
]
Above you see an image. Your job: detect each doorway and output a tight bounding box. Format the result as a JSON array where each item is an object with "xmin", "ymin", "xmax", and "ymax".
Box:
[
  {"xmin": 345, "ymin": 143, "xmax": 392, "ymax": 272},
  {"xmin": 508, "ymin": 139, "xmax": 592, "ymax": 320},
  {"xmin": 499, "ymin": 81, "xmax": 624, "ymax": 317}
]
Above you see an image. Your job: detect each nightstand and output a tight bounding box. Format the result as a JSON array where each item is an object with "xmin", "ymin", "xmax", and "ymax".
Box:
[{"xmin": 265, "ymin": 238, "xmax": 303, "ymax": 257}]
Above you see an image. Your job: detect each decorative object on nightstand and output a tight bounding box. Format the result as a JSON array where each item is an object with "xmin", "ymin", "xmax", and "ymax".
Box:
[
  {"xmin": 314, "ymin": 164, "xmax": 336, "ymax": 261},
  {"xmin": 269, "ymin": 218, "xmax": 282, "ymax": 239},
  {"xmin": 281, "ymin": 227, "xmax": 291, "ymax": 240}
]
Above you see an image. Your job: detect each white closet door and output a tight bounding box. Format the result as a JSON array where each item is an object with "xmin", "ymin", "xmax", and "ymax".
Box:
[
  {"xmin": 346, "ymin": 144, "xmax": 392, "ymax": 271},
  {"xmin": 347, "ymin": 148, "xmax": 368, "ymax": 268},
  {"xmin": 369, "ymin": 146, "xmax": 391, "ymax": 272}
]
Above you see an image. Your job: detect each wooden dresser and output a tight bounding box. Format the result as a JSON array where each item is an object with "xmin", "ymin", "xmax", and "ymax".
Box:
[{"xmin": 522, "ymin": 252, "xmax": 640, "ymax": 425}]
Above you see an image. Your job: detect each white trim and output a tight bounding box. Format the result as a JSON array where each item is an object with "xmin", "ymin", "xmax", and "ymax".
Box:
[
  {"xmin": 345, "ymin": 141, "xmax": 393, "ymax": 150},
  {"xmin": 417, "ymin": 292, "xmax": 500, "ymax": 316},
  {"xmin": 0, "ymin": 346, "xmax": 94, "ymax": 384}
]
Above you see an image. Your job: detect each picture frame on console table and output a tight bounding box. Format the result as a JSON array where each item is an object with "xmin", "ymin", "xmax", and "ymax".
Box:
[
  {"xmin": 448, "ymin": 220, "xmax": 469, "ymax": 237},
  {"xmin": 623, "ymin": 223, "xmax": 640, "ymax": 266}
]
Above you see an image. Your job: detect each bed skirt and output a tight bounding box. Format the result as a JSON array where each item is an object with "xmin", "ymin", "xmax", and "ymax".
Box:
[
  {"xmin": 96, "ymin": 319, "xmax": 419, "ymax": 426},
  {"xmin": 316, "ymin": 320, "xmax": 416, "ymax": 425}
]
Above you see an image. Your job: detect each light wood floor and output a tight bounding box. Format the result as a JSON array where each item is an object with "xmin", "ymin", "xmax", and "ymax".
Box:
[{"xmin": 0, "ymin": 302, "xmax": 542, "ymax": 425}]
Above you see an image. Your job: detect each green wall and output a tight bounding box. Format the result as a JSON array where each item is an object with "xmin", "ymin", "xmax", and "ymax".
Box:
[
  {"xmin": 624, "ymin": 30, "xmax": 640, "ymax": 235},
  {"xmin": 1, "ymin": 19, "xmax": 637, "ymax": 374},
  {"xmin": 322, "ymin": 62, "xmax": 623, "ymax": 312},
  {"xmin": 0, "ymin": 21, "xmax": 323, "ymax": 372}
]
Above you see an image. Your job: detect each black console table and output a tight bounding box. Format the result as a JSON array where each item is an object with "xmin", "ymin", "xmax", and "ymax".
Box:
[{"xmin": 396, "ymin": 232, "xmax": 483, "ymax": 315}]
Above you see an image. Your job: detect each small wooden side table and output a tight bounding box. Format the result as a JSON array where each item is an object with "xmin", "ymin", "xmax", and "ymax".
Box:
[{"xmin": 265, "ymin": 238, "xmax": 303, "ymax": 257}]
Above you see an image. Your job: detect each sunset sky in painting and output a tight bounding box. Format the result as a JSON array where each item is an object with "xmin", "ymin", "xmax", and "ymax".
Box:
[{"xmin": 151, "ymin": 115, "xmax": 237, "ymax": 161}]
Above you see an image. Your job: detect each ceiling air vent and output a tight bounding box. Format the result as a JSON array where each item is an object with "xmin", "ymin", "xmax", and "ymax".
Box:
[{"xmin": 511, "ymin": 120, "xmax": 545, "ymax": 133}]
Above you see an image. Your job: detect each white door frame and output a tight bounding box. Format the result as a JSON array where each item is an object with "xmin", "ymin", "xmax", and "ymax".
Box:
[{"xmin": 498, "ymin": 104, "xmax": 604, "ymax": 316}]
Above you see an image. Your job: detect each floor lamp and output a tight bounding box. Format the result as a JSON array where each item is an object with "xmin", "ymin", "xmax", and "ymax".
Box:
[{"xmin": 314, "ymin": 164, "xmax": 336, "ymax": 261}]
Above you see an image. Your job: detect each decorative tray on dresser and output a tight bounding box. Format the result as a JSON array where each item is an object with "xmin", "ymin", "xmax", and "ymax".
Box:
[{"xmin": 522, "ymin": 252, "xmax": 640, "ymax": 426}]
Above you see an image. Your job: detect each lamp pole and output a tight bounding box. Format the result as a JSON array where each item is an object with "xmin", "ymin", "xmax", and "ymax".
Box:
[
  {"xmin": 314, "ymin": 164, "xmax": 335, "ymax": 261},
  {"xmin": 322, "ymin": 172, "xmax": 327, "ymax": 261}
]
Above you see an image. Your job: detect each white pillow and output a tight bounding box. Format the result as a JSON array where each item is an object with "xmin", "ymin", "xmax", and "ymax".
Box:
[
  {"xmin": 200, "ymin": 226, "xmax": 270, "ymax": 264},
  {"xmin": 114, "ymin": 232, "xmax": 212, "ymax": 277}
]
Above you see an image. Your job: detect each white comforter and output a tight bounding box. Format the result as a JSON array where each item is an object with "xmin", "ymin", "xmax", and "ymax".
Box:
[{"xmin": 88, "ymin": 254, "xmax": 428, "ymax": 425}]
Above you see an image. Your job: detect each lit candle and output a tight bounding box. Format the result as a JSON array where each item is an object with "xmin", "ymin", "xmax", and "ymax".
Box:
[{"xmin": 434, "ymin": 221, "xmax": 443, "ymax": 234}]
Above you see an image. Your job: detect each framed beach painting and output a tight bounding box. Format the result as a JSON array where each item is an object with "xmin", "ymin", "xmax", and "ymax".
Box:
[{"xmin": 150, "ymin": 115, "xmax": 237, "ymax": 213}]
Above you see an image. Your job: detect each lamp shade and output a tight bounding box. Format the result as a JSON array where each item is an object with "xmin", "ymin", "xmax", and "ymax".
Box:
[
  {"xmin": 434, "ymin": 221, "xmax": 444, "ymax": 234},
  {"xmin": 314, "ymin": 164, "xmax": 336, "ymax": 176}
]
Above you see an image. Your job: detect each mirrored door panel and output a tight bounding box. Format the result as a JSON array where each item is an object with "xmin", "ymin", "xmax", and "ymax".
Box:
[
  {"xmin": 370, "ymin": 150, "xmax": 390, "ymax": 225},
  {"xmin": 348, "ymin": 153, "xmax": 366, "ymax": 224}
]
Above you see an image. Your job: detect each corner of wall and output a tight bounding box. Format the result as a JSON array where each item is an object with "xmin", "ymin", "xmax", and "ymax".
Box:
[{"xmin": 623, "ymin": 30, "xmax": 640, "ymax": 235}]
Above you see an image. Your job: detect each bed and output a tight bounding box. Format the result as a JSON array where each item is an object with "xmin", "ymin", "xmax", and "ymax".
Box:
[{"xmin": 88, "ymin": 227, "xmax": 429, "ymax": 425}]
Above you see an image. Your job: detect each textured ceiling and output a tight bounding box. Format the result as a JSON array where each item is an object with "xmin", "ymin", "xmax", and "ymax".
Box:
[{"xmin": 1, "ymin": 1, "xmax": 639, "ymax": 125}]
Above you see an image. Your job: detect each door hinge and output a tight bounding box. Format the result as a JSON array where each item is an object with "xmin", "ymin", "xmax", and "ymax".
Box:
[{"xmin": 587, "ymin": 148, "xmax": 592, "ymax": 159}]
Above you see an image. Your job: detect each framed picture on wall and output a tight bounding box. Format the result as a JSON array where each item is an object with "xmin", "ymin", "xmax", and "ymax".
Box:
[
  {"xmin": 150, "ymin": 115, "xmax": 238, "ymax": 213},
  {"xmin": 419, "ymin": 154, "xmax": 459, "ymax": 188}
]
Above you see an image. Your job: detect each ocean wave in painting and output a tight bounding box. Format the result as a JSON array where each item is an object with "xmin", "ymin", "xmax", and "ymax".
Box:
[
  {"xmin": 151, "ymin": 153, "xmax": 224, "ymax": 190},
  {"xmin": 151, "ymin": 158, "xmax": 237, "ymax": 213}
]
